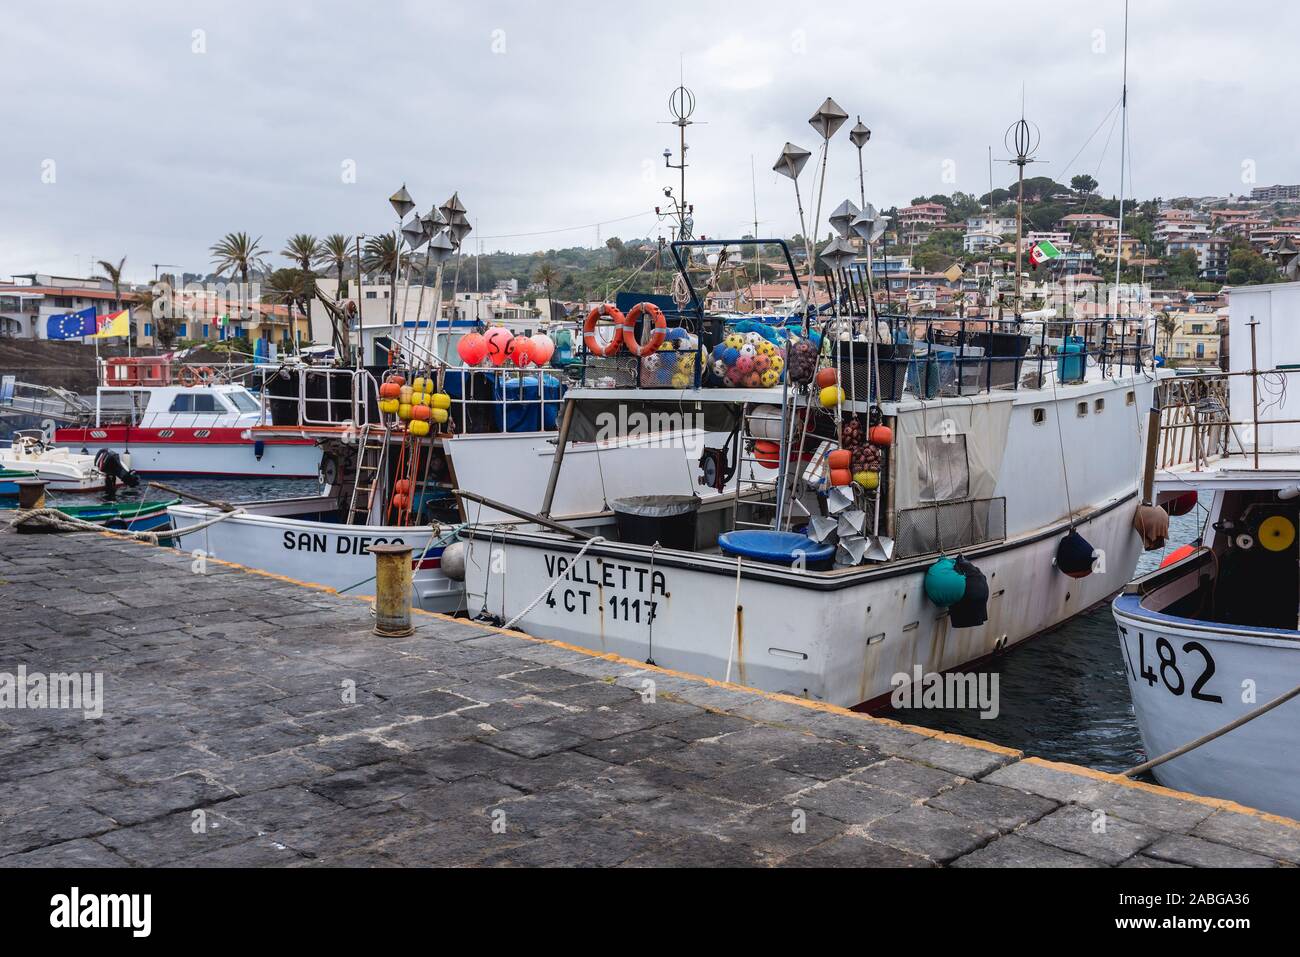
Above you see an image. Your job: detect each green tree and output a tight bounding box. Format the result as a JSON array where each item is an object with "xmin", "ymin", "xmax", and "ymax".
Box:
[{"xmin": 1071, "ymin": 174, "xmax": 1099, "ymax": 195}]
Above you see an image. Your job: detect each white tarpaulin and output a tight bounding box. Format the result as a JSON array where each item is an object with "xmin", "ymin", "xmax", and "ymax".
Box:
[{"xmin": 893, "ymin": 398, "xmax": 1014, "ymax": 512}]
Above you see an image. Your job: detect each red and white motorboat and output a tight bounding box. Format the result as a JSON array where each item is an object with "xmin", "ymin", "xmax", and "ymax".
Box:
[{"xmin": 55, "ymin": 357, "xmax": 321, "ymax": 479}]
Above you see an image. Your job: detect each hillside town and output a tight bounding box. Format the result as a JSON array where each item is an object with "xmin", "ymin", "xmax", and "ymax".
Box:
[{"xmin": 3, "ymin": 180, "xmax": 1296, "ymax": 373}]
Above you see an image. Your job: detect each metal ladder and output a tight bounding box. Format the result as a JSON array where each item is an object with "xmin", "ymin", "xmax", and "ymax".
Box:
[{"xmin": 346, "ymin": 424, "xmax": 389, "ymax": 525}]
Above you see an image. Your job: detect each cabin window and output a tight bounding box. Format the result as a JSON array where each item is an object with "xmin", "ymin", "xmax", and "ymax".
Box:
[
  {"xmin": 1094, "ymin": 398, "xmax": 1105, "ymax": 413},
  {"xmin": 1032, "ymin": 407, "xmax": 1046, "ymax": 425},
  {"xmin": 1126, "ymin": 391, "xmax": 1135, "ymax": 405},
  {"xmin": 169, "ymin": 394, "xmax": 221, "ymax": 414},
  {"xmin": 916, "ymin": 434, "xmax": 970, "ymax": 502},
  {"xmin": 1076, "ymin": 401, "xmax": 1088, "ymax": 417},
  {"xmin": 225, "ymin": 391, "xmax": 260, "ymax": 413}
]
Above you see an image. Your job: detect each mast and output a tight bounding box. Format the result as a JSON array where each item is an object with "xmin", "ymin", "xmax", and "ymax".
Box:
[{"xmin": 1114, "ymin": 0, "xmax": 1130, "ymax": 316}]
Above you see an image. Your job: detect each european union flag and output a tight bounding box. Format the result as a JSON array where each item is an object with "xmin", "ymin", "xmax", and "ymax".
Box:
[{"xmin": 46, "ymin": 306, "xmax": 98, "ymax": 340}]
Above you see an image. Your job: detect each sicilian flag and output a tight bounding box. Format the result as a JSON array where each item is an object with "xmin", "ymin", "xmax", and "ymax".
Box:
[
  {"xmin": 1028, "ymin": 240, "xmax": 1061, "ymax": 269},
  {"xmin": 92, "ymin": 309, "xmax": 130, "ymax": 338},
  {"xmin": 45, "ymin": 306, "xmax": 98, "ymax": 339}
]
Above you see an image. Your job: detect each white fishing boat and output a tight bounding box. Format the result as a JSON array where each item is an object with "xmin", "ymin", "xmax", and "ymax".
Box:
[
  {"xmin": 0, "ymin": 432, "xmax": 105, "ymax": 492},
  {"xmin": 167, "ymin": 185, "xmax": 747, "ymax": 612},
  {"xmin": 1114, "ymin": 281, "xmax": 1300, "ymax": 819},
  {"xmin": 457, "ymin": 226, "xmax": 1161, "ymax": 708},
  {"xmin": 54, "ymin": 356, "xmax": 320, "ymax": 478}
]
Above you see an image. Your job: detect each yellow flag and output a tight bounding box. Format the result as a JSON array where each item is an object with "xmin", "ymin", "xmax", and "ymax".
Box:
[{"xmin": 92, "ymin": 309, "xmax": 130, "ymax": 338}]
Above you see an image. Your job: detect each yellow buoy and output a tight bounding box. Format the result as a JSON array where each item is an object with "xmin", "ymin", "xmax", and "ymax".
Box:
[
  {"xmin": 819, "ymin": 385, "xmax": 845, "ymax": 408},
  {"xmin": 409, "ymin": 419, "xmax": 430, "ymax": 436},
  {"xmin": 432, "ymin": 393, "xmax": 451, "ymax": 410},
  {"xmin": 397, "ymin": 403, "xmax": 412, "ymax": 420},
  {"xmin": 1259, "ymin": 515, "xmax": 1296, "ymax": 552},
  {"xmin": 431, "ymin": 407, "xmax": 449, "ymax": 424}
]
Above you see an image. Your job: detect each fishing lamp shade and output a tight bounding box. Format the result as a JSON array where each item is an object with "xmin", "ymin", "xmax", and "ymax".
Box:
[
  {"xmin": 439, "ymin": 191, "xmax": 467, "ymax": 220},
  {"xmin": 948, "ymin": 557, "xmax": 990, "ymax": 628},
  {"xmin": 457, "ymin": 332, "xmax": 489, "ymax": 366},
  {"xmin": 808, "ymin": 97, "xmax": 849, "ymax": 140},
  {"xmin": 484, "ymin": 327, "xmax": 513, "ymax": 366},
  {"xmin": 773, "ymin": 142, "xmax": 812, "ymax": 180},
  {"xmin": 427, "ymin": 230, "xmax": 455, "ymax": 265},
  {"xmin": 529, "ymin": 333, "xmax": 555, "ymax": 365},
  {"xmin": 849, "ymin": 120, "xmax": 871, "ymax": 150},
  {"xmin": 402, "ymin": 219, "xmax": 429, "ymax": 249},
  {"xmin": 819, "ymin": 236, "xmax": 857, "ymax": 270},
  {"xmin": 389, "ymin": 184, "xmax": 415, "ymax": 219},
  {"xmin": 1055, "ymin": 529, "xmax": 1097, "ymax": 579},
  {"xmin": 829, "ymin": 200, "xmax": 861, "ymax": 239},
  {"xmin": 924, "ymin": 556, "xmax": 968, "ymax": 606}
]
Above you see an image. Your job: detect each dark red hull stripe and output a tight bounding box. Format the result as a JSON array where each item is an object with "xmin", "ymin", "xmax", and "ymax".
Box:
[{"xmin": 56, "ymin": 427, "xmax": 315, "ymax": 447}]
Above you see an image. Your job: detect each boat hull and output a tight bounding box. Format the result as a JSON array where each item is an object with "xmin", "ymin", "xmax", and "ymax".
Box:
[
  {"xmin": 55, "ymin": 426, "xmax": 321, "ymax": 478},
  {"xmin": 168, "ymin": 498, "xmax": 463, "ymax": 613},
  {"xmin": 1113, "ymin": 593, "xmax": 1300, "ymax": 819},
  {"xmin": 465, "ymin": 493, "xmax": 1144, "ymax": 708}
]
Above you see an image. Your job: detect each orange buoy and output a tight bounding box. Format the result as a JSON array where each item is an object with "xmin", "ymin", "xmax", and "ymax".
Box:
[
  {"xmin": 753, "ymin": 440, "xmax": 781, "ymax": 468},
  {"xmin": 583, "ymin": 305, "xmax": 625, "ymax": 357},
  {"xmin": 1159, "ymin": 543, "xmax": 1197, "ymax": 568},
  {"xmin": 869, "ymin": 425, "xmax": 893, "ymax": 446},
  {"xmin": 621, "ymin": 302, "xmax": 667, "ymax": 356},
  {"xmin": 828, "ymin": 449, "xmax": 852, "ymax": 470},
  {"xmin": 815, "ymin": 367, "xmax": 839, "ymax": 389},
  {"xmin": 830, "ymin": 468, "xmax": 853, "ymax": 487}
]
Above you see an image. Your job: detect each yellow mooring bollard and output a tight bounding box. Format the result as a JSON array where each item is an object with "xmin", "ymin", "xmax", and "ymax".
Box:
[{"xmin": 368, "ymin": 542, "xmax": 415, "ymax": 637}]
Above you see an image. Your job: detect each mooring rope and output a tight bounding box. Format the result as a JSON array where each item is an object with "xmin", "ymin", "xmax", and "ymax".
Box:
[
  {"xmin": 500, "ymin": 535, "xmax": 605, "ymax": 631},
  {"xmin": 1123, "ymin": 680, "xmax": 1300, "ymax": 778}
]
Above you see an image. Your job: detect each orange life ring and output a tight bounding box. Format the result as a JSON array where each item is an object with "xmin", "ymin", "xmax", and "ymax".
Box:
[
  {"xmin": 178, "ymin": 365, "xmax": 199, "ymax": 386},
  {"xmin": 622, "ymin": 302, "xmax": 667, "ymax": 357},
  {"xmin": 583, "ymin": 304, "xmax": 625, "ymax": 357}
]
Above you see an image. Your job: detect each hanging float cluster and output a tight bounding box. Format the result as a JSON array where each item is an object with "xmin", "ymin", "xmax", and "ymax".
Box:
[
  {"xmin": 378, "ymin": 374, "xmax": 451, "ymax": 435},
  {"xmin": 711, "ymin": 330, "xmax": 786, "ymax": 388},
  {"xmin": 456, "ymin": 327, "xmax": 556, "ymax": 368}
]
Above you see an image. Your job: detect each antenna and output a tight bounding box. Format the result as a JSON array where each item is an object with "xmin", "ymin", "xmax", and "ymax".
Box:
[
  {"xmin": 1114, "ymin": 0, "xmax": 1130, "ymax": 314},
  {"xmin": 1002, "ymin": 107, "xmax": 1044, "ymax": 318},
  {"xmin": 659, "ymin": 83, "xmax": 699, "ymax": 242}
]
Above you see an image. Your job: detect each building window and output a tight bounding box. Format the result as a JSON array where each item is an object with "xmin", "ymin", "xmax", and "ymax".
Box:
[{"xmin": 144, "ymin": 323, "xmax": 152, "ymax": 336}]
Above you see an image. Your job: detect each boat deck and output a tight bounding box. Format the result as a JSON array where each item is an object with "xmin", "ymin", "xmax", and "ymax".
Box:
[{"xmin": 3, "ymin": 522, "xmax": 1300, "ymax": 867}]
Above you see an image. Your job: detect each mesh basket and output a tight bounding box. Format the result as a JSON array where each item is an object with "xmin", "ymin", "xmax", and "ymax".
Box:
[{"xmin": 894, "ymin": 497, "xmax": 1007, "ymax": 559}]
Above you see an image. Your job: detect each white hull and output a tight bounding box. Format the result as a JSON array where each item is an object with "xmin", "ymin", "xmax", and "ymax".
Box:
[
  {"xmin": 466, "ymin": 494, "xmax": 1144, "ymax": 707},
  {"xmin": 65, "ymin": 439, "xmax": 321, "ymax": 479},
  {"xmin": 168, "ymin": 498, "xmax": 463, "ymax": 613},
  {"xmin": 0, "ymin": 449, "xmax": 103, "ymax": 492},
  {"xmin": 1114, "ymin": 595, "xmax": 1300, "ymax": 819}
]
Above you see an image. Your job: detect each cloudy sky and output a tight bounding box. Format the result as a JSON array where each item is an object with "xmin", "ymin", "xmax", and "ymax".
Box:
[{"xmin": 4, "ymin": 0, "xmax": 1296, "ymax": 283}]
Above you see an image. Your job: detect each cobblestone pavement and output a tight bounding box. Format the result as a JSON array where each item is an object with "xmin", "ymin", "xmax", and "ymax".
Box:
[{"xmin": 2, "ymin": 525, "xmax": 1299, "ymax": 868}]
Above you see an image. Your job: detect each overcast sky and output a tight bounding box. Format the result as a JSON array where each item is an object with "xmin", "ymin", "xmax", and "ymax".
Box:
[{"xmin": 4, "ymin": 0, "xmax": 1297, "ymax": 283}]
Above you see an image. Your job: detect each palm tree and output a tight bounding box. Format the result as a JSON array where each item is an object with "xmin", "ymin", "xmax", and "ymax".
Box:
[
  {"xmin": 281, "ymin": 233, "xmax": 321, "ymax": 273},
  {"xmin": 319, "ymin": 234, "xmax": 353, "ymax": 294},
  {"xmin": 264, "ymin": 269, "xmax": 312, "ymax": 350},
  {"xmin": 280, "ymin": 234, "xmax": 320, "ymax": 319},
  {"xmin": 1157, "ymin": 313, "xmax": 1178, "ymax": 362},
  {"xmin": 534, "ymin": 262, "xmax": 559, "ymax": 318},
  {"xmin": 97, "ymin": 256, "xmax": 127, "ymax": 309},
  {"xmin": 136, "ymin": 283, "xmax": 179, "ymax": 350},
  {"xmin": 361, "ymin": 233, "xmax": 405, "ymax": 278},
  {"xmin": 210, "ymin": 232, "xmax": 268, "ymax": 318}
]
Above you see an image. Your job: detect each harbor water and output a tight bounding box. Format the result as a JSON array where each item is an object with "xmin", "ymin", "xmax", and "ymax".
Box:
[{"xmin": 15, "ymin": 468, "xmax": 1204, "ymax": 775}]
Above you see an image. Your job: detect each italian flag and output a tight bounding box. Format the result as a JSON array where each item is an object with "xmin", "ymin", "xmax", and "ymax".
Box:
[{"xmin": 1028, "ymin": 240, "xmax": 1061, "ymax": 268}]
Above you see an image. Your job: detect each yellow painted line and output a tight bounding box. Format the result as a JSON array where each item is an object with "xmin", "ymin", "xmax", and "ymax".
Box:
[
  {"xmin": 99, "ymin": 528, "xmax": 1300, "ymax": 829},
  {"xmin": 1024, "ymin": 757, "xmax": 1300, "ymax": 830}
]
